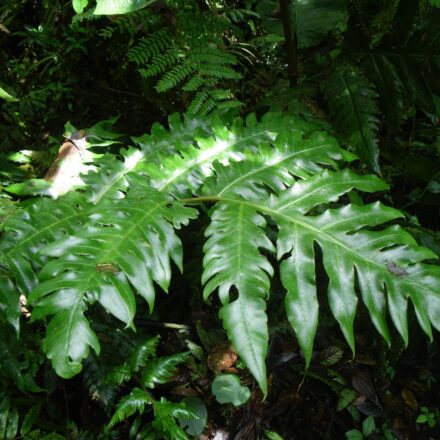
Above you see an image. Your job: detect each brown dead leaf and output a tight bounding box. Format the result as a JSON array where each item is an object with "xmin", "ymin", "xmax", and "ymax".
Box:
[
  {"xmin": 401, "ymin": 388, "xmax": 418, "ymax": 411},
  {"xmin": 208, "ymin": 344, "xmax": 238, "ymax": 373}
]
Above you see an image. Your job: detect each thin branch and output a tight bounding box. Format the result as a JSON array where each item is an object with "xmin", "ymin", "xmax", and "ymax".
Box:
[
  {"xmin": 279, "ymin": 0, "xmax": 298, "ymax": 87},
  {"xmin": 97, "ymin": 82, "xmax": 145, "ymax": 99}
]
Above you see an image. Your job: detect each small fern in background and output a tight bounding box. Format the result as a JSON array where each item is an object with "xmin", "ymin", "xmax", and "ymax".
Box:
[
  {"xmin": 105, "ymin": 337, "xmax": 198, "ymax": 439},
  {"xmin": 126, "ymin": 4, "xmax": 244, "ymax": 115},
  {"xmin": 323, "ymin": 62, "xmax": 381, "ymax": 173}
]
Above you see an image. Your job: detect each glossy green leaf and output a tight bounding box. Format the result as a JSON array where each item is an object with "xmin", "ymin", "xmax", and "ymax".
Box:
[
  {"xmin": 1, "ymin": 110, "xmax": 439, "ymax": 400},
  {"xmin": 20, "ymin": 404, "xmax": 41, "ymax": 436},
  {"xmin": 0, "ymin": 193, "xmax": 88, "ymax": 295},
  {"xmin": 5, "ymin": 179, "xmax": 52, "ymax": 197},
  {"xmin": 94, "ymin": 0, "xmax": 156, "ymax": 15},
  {"xmin": 142, "ymin": 352, "xmax": 188, "ymax": 388},
  {"xmin": 203, "ymin": 203, "xmax": 274, "ymax": 395},
  {"xmin": 152, "ymin": 398, "xmax": 196, "ymax": 440},
  {"xmin": 345, "ymin": 429, "xmax": 363, "ymax": 440},
  {"xmin": 82, "ymin": 149, "xmax": 145, "ymax": 204},
  {"xmin": 39, "ymin": 298, "xmax": 100, "ymax": 378},
  {"xmin": 108, "ymin": 388, "xmax": 153, "ymax": 428},
  {"xmin": 0, "ymin": 86, "xmax": 18, "ymax": 102},
  {"xmin": 29, "ymin": 180, "xmax": 196, "ymax": 377},
  {"xmin": 177, "ymin": 397, "xmax": 207, "ymax": 436},
  {"xmin": 211, "ymin": 374, "xmax": 251, "ymax": 406},
  {"xmin": 0, "ymin": 276, "xmax": 20, "ymax": 332},
  {"xmin": 362, "ymin": 416, "xmax": 376, "ymax": 437},
  {"xmin": 337, "ymin": 389, "xmax": 357, "ymax": 411},
  {"xmin": 72, "ymin": 0, "xmax": 89, "ymax": 14}
]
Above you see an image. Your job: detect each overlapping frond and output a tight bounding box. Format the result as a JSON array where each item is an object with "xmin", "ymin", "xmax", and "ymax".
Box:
[{"xmin": 1, "ymin": 110, "xmax": 438, "ymax": 396}]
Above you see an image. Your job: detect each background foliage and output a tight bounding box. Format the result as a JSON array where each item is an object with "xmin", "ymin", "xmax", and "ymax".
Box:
[{"xmin": 1, "ymin": 0, "xmax": 440, "ymax": 439}]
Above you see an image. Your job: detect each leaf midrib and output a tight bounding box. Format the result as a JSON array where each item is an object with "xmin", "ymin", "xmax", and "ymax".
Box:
[
  {"xmin": 217, "ymin": 143, "xmax": 332, "ymax": 196},
  {"xmin": 158, "ymin": 131, "xmax": 271, "ymax": 191},
  {"xmin": 8, "ymin": 208, "xmax": 84, "ymax": 257},
  {"xmin": 232, "ymin": 203, "xmax": 265, "ymax": 383}
]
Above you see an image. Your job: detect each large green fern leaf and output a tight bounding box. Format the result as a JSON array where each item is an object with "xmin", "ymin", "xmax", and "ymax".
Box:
[
  {"xmin": 202, "ymin": 167, "xmax": 439, "ymax": 375},
  {"xmin": 29, "ymin": 179, "xmax": 197, "ymax": 377},
  {"xmin": 0, "ymin": 193, "xmax": 88, "ymax": 295},
  {"xmin": 3, "ymin": 110, "xmax": 439, "ymax": 397},
  {"xmin": 203, "ymin": 203, "xmax": 274, "ymax": 394}
]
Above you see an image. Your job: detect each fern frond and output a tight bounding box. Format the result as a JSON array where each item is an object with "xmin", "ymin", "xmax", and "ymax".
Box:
[
  {"xmin": 108, "ymin": 388, "xmax": 153, "ymax": 429},
  {"xmin": 186, "ymin": 88, "xmax": 238, "ymax": 116},
  {"xmin": 187, "ymin": 91, "xmax": 209, "ymax": 115},
  {"xmin": 98, "ymin": 26, "xmax": 115, "ymax": 39},
  {"xmin": 0, "ymin": 193, "xmax": 88, "ymax": 295},
  {"xmin": 210, "ymin": 89, "xmax": 232, "ymax": 101},
  {"xmin": 363, "ymin": 53, "xmax": 405, "ymax": 129},
  {"xmin": 110, "ymin": 9, "xmax": 152, "ymax": 36},
  {"xmin": 141, "ymin": 351, "xmax": 188, "ymax": 389},
  {"xmin": 107, "ymin": 336, "xmax": 159, "ymax": 385},
  {"xmin": 155, "ymin": 63, "xmax": 194, "ymax": 93},
  {"xmin": 83, "ymin": 354, "xmax": 118, "ymax": 409},
  {"xmin": 203, "ymin": 203, "xmax": 274, "ymax": 394},
  {"xmin": 146, "ymin": 112, "xmax": 352, "ymax": 197},
  {"xmin": 198, "ymin": 64, "xmax": 241, "ymax": 80},
  {"xmin": 198, "ymin": 97, "xmax": 216, "ymax": 116},
  {"xmin": 28, "ymin": 181, "xmax": 197, "ymax": 377},
  {"xmin": 0, "ymin": 323, "xmax": 41, "ymax": 392},
  {"xmin": 125, "ymin": 10, "xmax": 241, "ymax": 115},
  {"xmin": 203, "ymin": 133, "xmax": 356, "ymax": 200},
  {"xmin": 132, "ymin": 112, "xmax": 212, "ymax": 161},
  {"xmin": 201, "ymin": 168, "xmax": 439, "ymax": 386},
  {"xmin": 182, "ymin": 75, "xmax": 206, "ymax": 92},
  {"xmin": 189, "ymin": 46, "xmax": 237, "ymax": 66},
  {"xmin": 83, "ymin": 148, "xmax": 145, "ymax": 204},
  {"xmin": 186, "ymin": 89, "xmax": 235, "ymax": 116},
  {"xmin": 128, "ymin": 29, "xmax": 173, "ymax": 65},
  {"xmin": 139, "ymin": 49, "xmax": 181, "ymax": 78},
  {"xmin": 152, "ymin": 398, "xmax": 196, "ymax": 440},
  {"xmin": 5, "ymin": 110, "xmax": 438, "ymax": 397},
  {"xmin": 362, "ymin": 15, "xmax": 440, "ymax": 118},
  {"xmin": 323, "ymin": 62, "xmax": 381, "ymax": 173},
  {"xmin": 216, "ymin": 99, "xmax": 243, "ymax": 110}
]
